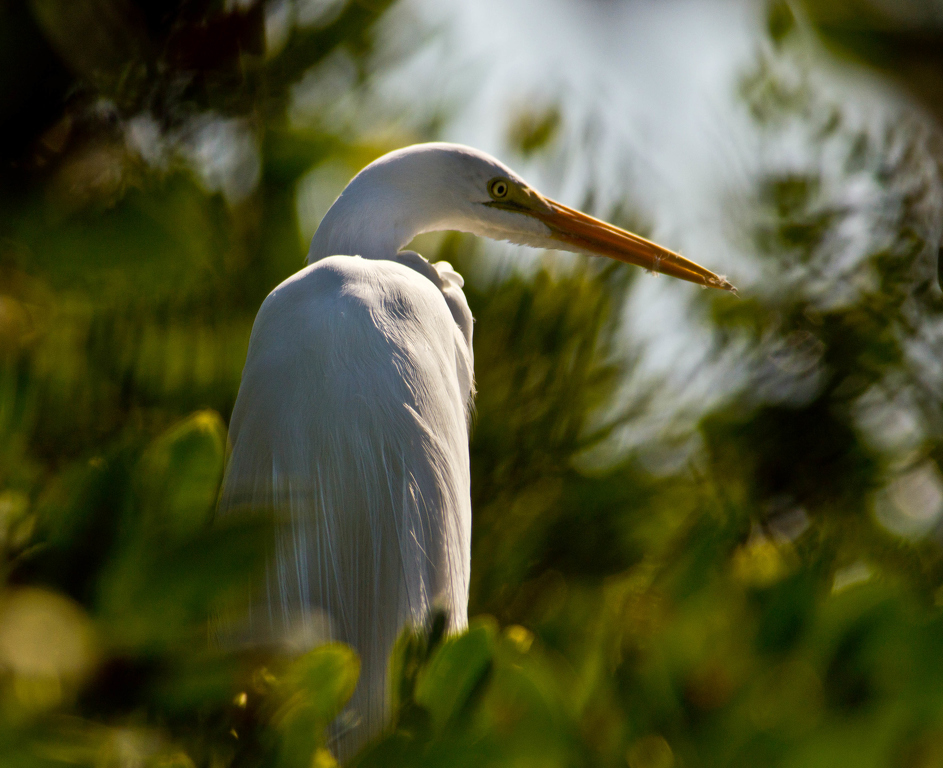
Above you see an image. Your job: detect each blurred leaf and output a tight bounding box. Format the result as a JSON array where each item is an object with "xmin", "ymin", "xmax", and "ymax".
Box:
[
  {"xmin": 767, "ymin": 0, "xmax": 797, "ymax": 44},
  {"xmin": 507, "ymin": 105, "xmax": 561, "ymax": 157},
  {"xmin": 3, "ymin": 0, "xmax": 943, "ymax": 766},
  {"xmin": 271, "ymin": 644, "xmax": 360, "ymax": 768},
  {"xmin": 414, "ymin": 617, "xmax": 496, "ymax": 733},
  {"xmin": 29, "ymin": 0, "xmax": 151, "ymax": 107},
  {"xmin": 148, "ymin": 650, "xmax": 246, "ymax": 714},
  {"xmin": 97, "ymin": 516, "xmax": 272, "ymax": 651},
  {"xmin": 21, "ymin": 452, "xmax": 132, "ymax": 603},
  {"xmin": 137, "ymin": 410, "xmax": 226, "ymax": 539}
]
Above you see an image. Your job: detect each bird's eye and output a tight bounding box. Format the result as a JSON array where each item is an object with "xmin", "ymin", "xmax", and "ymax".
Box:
[{"xmin": 489, "ymin": 179, "xmax": 509, "ymax": 199}]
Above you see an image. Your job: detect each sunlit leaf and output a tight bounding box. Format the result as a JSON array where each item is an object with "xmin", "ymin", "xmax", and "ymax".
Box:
[{"xmin": 272, "ymin": 644, "xmax": 360, "ymax": 768}]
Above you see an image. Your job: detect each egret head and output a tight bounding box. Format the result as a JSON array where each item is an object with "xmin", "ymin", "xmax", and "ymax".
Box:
[{"xmin": 309, "ymin": 143, "xmax": 735, "ymax": 292}]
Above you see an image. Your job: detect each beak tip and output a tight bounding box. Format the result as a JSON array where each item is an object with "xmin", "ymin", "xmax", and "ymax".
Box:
[{"xmin": 707, "ymin": 274, "xmax": 738, "ymax": 295}]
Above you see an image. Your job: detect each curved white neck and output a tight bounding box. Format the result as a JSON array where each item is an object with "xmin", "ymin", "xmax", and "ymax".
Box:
[{"xmin": 307, "ymin": 152, "xmax": 467, "ymax": 264}]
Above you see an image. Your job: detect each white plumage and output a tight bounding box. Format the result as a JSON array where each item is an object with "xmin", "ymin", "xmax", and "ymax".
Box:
[{"xmin": 218, "ymin": 143, "xmax": 733, "ymax": 759}]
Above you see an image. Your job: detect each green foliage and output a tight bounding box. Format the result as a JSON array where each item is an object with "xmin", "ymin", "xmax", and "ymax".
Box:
[
  {"xmin": 270, "ymin": 645, "xmax": 361, "ymax": 768},
  {"xmin": 2, "ymin": 1, "xmax": 943, "ymax": 766},
  {"xmin": 413, "ymin": 617, "xmax": 495, "ymax": 733},
  {"xmin": 355, "ymin": 615, "xmax": 575, "ymax": 767},
  {"xmin": 507, "ymin": 106, "xmax": 562, "ymax": 157},
  {"xmin": 137, "ymin": 411, "xmax": 227, "ymax": 538}
]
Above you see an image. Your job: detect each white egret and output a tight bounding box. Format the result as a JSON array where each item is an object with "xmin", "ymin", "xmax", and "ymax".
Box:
[{"xmin": 219, "ymin": 143, "xmax": 733, "ymax": 758}]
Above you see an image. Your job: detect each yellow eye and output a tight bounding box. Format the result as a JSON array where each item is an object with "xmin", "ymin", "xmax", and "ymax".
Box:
[{"xmin": 489, "ymin": 179, "xmax": 509, "ymax": 199}]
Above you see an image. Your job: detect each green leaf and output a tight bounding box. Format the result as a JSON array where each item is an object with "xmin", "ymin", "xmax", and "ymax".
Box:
[
  {"xmin": 97, "ymin": 517, "xmax": 272, "ymax": 651},
  {"xmin": 414, "ymin": 618, "xmax": 496, "ymax": 733},
  {"xmin": 272, "ymin": 644, "xmax": 360, "ymax": 768},
  {"xmin": 137, "ymin": 411, "xmax": 227, "ymax": 539}
]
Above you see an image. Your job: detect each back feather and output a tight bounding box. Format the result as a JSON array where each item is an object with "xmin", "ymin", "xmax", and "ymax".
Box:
[{"xmin": 218, "ymin": 255, "xmax": 474, "ymax": 759}]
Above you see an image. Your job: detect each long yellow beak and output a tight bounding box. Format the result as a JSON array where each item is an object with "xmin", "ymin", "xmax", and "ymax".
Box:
[{"xmin": 534, "ymin": 198, "xmax": 736, "ymax": 292}]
